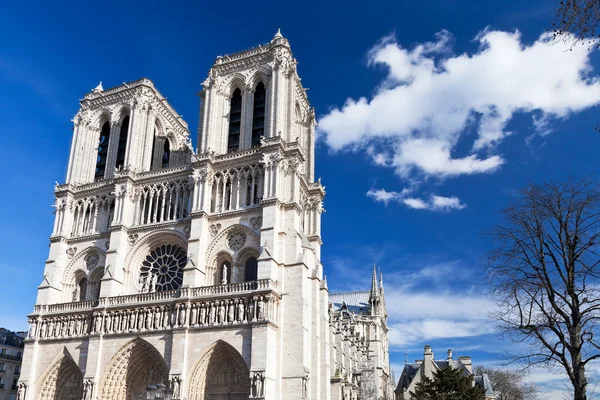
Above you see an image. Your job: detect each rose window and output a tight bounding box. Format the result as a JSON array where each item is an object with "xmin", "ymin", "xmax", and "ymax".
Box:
[
  {"xmin": 140, "ymin": 244, "xmax": 187, "ymax": 292},
  {"xmin": 227, "ymin": 231, "xmax": 246, "ymax": 251}
]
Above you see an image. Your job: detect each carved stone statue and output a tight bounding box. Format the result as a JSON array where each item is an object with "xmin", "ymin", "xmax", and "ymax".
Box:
[
  {"xmin": 237, "ymin": 301, "xmax": 245, "ymax": 322},
  {"xmin": 146, "ymin": 310, "xmax": 153, "ymax": 330},
  {"xmin": 150, "ymin": 273, "xmax": 158, "ymax": 293},
  {"xmin": 16, "ymin": 383, "xmax": 26, "ymax": 400},
  {"xmin": 178, "ymin": 306, "xmax": 186, "ymax": 326},
  {"xmin": 209, "ymin": 302, "xmax": 216, "ymax": 324},
  {"xmin": 162, "ymin": 307, "xmax": 171, "ymax": 328},
  {"xmin": 154, "ymin": 308, "xmax": 161, "ymax": 329},
  {"xmin": 190, "ymin": 304, "xmax": 198, "ymax": 326},
  {"xmin": 199, "ymin": 303, "xmax": 206, "ymax": 325},
  {"xmin": 170, "ymin": 375, "xmax": 181, "ymax": 399},
  {"xmin": 221, "ymin": 263, "xmax": 228, "ymax": 284},
  {"xmin": 256, "ymin": 373, "xmax": 264, "ymax": 397},
  {"xmin": 227, "ymin": 301, "xmax": 234, "ymax": 322},
  {"xmin": 140, "ymin": 275, "xmax": 148, "ymax": 293},
  {"xmin": 218, "ymin": 301, "xmax": 226, "ymax": 324}
]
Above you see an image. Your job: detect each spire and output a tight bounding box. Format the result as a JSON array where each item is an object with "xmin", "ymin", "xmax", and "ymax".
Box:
[
  {"xmin": 380, "ymin": 271, "xmax": 384, "ymax": 292},
  {"xmin": 370, "ymin": 264, "xmax": 378, "ymax": 299},
  {"xmin": 273, "ymin": 28, "xmax": 283, "ymax": 40}
]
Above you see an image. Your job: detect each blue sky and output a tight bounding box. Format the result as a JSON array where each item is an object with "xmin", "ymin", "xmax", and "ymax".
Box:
[{"xmin": 1, "ymin": 0, "xmax": 600, "ymax": 397}]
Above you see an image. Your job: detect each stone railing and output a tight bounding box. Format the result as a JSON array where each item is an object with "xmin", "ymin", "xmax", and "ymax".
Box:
[
  {"xmin": 98, "ymin": 289, "xmax": 181, "ymax": 307},
  {"xmin": 28, "ymin": 293, "xmax": 278, "ymax": 341},
  {"xmin": 184, "ymin": 279, "xmax": 274, "ymax": 297},
  {"xmin": 34, "ymin": 300, "xmax": 99, "ymax": 314}
]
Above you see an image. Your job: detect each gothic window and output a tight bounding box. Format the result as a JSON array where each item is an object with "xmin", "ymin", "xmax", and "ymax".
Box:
[
  {"xmin": 228, "ymin": 89, "xmax": 242, "ymax": 153},
  {"xmin": 224, "ymin": 179, "xmax": 232, "ymax": 211},
  {"xmin": 251, "ymin": 83, "xmax": 266, "ymax": 147},
  {"xmin": 245, "ymin": 257, "xmax": 258, "ymax": 282},
  {"xmin": 245, "ymin": 176, "xmax": 253, "ymax": 207},
  {"xmin": 162, "ymin": 139, "xmax": 170, "ymax": 168},
  {"xmin": 77, "ymin": 278, "xmax": 87, "ymax": 301},
  {"xmin": 140, "ymin": 244, "xmax": 187, "ymax": 292},
  {"xmin": 115, "ymin": 116, "xmax": 129, "ymax": 171},
  {"xmin": 150, "ymin": 128, "xmax": 171, "ymax": 171},
  {"xmin": 95, "ymin": 121, "xmax": 110, "ymax": 179}
]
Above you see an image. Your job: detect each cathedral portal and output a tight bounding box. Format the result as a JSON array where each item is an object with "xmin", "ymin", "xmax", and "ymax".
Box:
[
  {"xmin": 37, "ymin": 349, "xmax": 83, "ymax": 400},
  {"xmin": 100, "ymin": 338, "xmax": 169, "ymax": 400},
  {"xmin": 188, "ymin": 340, "xmax": 250, "ymax": 400}
]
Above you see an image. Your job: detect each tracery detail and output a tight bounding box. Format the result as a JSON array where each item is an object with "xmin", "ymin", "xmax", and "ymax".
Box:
[{"xmin": 139, "ymin": 244, "xmax": 187, "ymax": 292}]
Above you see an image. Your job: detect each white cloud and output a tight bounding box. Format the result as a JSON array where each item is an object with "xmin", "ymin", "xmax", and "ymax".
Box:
[
  {"xmin": 367, "ymin": 188, "xmax": 466, "ymax": 211},
  {"xmin": 319, "ymin": 29, "xmax": 600, "ymax": 182}
]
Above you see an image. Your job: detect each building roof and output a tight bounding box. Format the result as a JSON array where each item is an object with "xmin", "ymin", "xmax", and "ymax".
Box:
[
  {"xmin": 395, "ymin": 359, "xmax": 494, "ymax": 397},
  {"xmin": 329, "ymin": 291, "xmax": 371, "ymax": 315},
  {"xmin": 0, "ymin": 328, "xmax": 25, "ymax": 348}
]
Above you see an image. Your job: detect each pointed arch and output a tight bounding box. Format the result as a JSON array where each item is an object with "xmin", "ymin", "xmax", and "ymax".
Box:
[
  {"xmin": 227, "ymin": 88, "xmax": 242, "ymax": 153},
  {"xmin": 95, "ymin": 121, "xmax": 111, "ymax": 179},
  {"xmin": 100, "ymin": 338, "xmax": 168, "ymax": 400},
  {"xmin": 251, "ymin": 82, "xmax": 266, "ymax": 147},
  {"xmin": 37, "ymin": 348, "xmax": 83, "ymax": 400},
  {"xmin": 115, "ymin": 115, "xmax": 130, "ymax": 171},
  {"xmin": 188, "ymin": 340, "xmax": 250, "ymax": 400}
]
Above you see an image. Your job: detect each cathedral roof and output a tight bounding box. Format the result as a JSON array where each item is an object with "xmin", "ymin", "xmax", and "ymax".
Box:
[{"xmin": 329, "ymin": 291, "xmax": 371, "ymax": 315}]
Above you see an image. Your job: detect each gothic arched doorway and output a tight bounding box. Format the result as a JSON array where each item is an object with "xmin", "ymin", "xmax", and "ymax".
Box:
[
  {"xmin": 188, "ymin": 340, "xmax": 250, "ymax": 400},
  {"xmin": 38, "ymin": 348, "xmax": 83, "ymax": 400},
  {"xmin": 100, "ymin": 338, "xmax": 169, "ymax": 400}
]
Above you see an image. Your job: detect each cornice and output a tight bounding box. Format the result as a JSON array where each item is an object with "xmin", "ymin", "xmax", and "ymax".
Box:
[{"xmin": 125, "ymin": 219, "xmax": 191, "ymax": 234}]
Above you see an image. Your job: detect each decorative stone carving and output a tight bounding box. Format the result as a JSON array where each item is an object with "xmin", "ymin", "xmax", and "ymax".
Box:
[
  {"xmin": 16, "ymin": 382, "xmax": 26, "ymax": 400},
  {"xmin": 250, "ymin": 217, "xmax": 262, "ymax": 230},
  {"xmin": 139, "ymin": 244, "xmax": 187, "ymax": 292},
  {"xmin": 83, "ymin": 379, "xmax": 94, "ymax": 400},
  {"xmin": 127, "ymin": 233, "xmax": 139, "ymax": 246},
  {"xmin": 84, "ymin": 252, "xmax": 99, "ymax": 270},
  {"xmin": 227, "ymin": 231, "xmax": 246, "ymax": 251},
  {"xmin": 183, "ymin": 225, "xmax": 191, "ymax": 238},
  {"xmin": 209, "ymin": 223, "xmax": 222, "ymax": 237},
  {"xmin": 170, "ymin": 375, "xmax": 182, "ymax": 399},
  {"xmin": 66, "ymin": 247, "xmax": 77, "ymax": 259},
  {"xmin": 250, "ymin": 371, "xmax": 265, "ymax": 398}
]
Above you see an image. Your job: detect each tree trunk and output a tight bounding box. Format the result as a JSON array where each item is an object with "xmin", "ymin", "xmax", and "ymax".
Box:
[{"xmin": 573, "ymin": 363, "xmax": 587, "ymax": 400}]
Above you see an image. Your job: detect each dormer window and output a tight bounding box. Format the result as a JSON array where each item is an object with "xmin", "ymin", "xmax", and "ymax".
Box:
[{"xmin": 228, "ymin": 89, "xmax": 242, "ymax": 153}]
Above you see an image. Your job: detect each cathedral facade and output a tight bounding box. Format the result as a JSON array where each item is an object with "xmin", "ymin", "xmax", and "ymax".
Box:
[{"xmin": 19, "ymin": 32, "xmax": 394, "ymax": 400}]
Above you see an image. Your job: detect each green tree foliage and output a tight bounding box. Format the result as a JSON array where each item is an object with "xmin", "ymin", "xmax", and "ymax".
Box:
[{"xmin": 410, "ymin": 367, "xmax": 485, "ymax": 400}]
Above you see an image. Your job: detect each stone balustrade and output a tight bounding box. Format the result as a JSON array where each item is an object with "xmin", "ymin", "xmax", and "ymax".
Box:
[
  {"xmin": 34, "ymin": 300, "xmax": 99, "ymax": 314},
  {"xmin": 28, "ymin": 293, "xmax": 278, "ymax": 341},
  {"xmin": 26, "ymin": 280, "xmax": 279, "ymax": 341}
]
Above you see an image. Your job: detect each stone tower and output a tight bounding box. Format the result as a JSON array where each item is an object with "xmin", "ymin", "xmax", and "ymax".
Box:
[{"xmin": 20, "ymin": 31, "xmax": 328, "ymax": 400}]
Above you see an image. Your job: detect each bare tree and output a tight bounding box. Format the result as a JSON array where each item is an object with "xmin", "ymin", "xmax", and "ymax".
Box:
[
  {"xmin": 474, "ymin": 366, "xmax": 538, "ymax": 400},
  {"xmin": 551, "ymin": 0, "xmax": 600, "ymax": 50},
  {"xmin": 486, "ymin": 176, "xmax": 600, "ymax": 400}
]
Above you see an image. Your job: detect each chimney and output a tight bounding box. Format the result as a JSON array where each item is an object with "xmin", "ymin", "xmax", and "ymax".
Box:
[
  {"xmin": 423, "ymin": 345, "xmax": 434, "ymax": 378},
  {"xmin": 459, "ymin": 356, "xmax": 472, "ymax": 373}
]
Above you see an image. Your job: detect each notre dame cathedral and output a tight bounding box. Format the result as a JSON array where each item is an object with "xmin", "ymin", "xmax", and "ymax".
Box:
[{"xmin": 19, "ymin": 31, "xmax": 394, "ymax": 400}]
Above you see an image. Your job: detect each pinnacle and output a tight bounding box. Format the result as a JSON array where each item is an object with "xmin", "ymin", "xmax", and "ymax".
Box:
[{"xmin": 273, "ymin": 28, "xmax": 283, "ymax": 40}]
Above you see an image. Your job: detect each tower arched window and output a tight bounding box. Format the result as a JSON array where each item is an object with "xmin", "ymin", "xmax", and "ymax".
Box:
[
  {"xmin": 245, "ymin": 257, "xmax": 258, "ymax": 282},
  {"xmin": 95, "ymin": 122, "xmax": 110, "ymax": 179},
  {"xmin": 251, "ymin": 83, "xmax": 266, "ymax": 147},
  {"xmin": 162, "ymin": 139, "xmax": 170, "ymax": 168},
  {"xmin": 77, "ymin": 278, "xmax": 87, "ymax": 301},
  {"xmin": 228, "ymin": 89, "xmax": 242, "ymax": 153},
  {"xmin": 115, "ymin": 116, "xmax": 129, "ymax": 171},
  {"xmin": 150, "ymin": 129, "xmax": 170, "ymax": 170}
]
